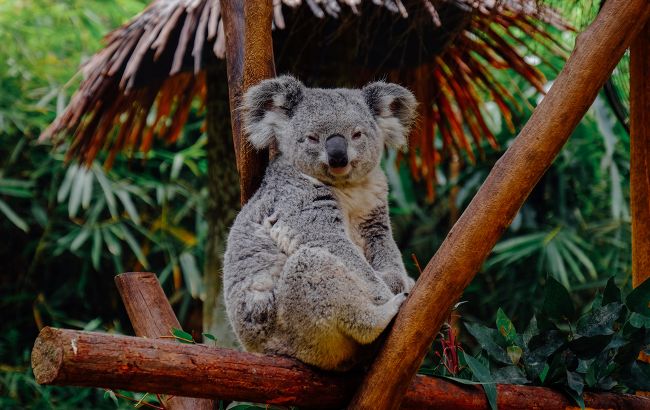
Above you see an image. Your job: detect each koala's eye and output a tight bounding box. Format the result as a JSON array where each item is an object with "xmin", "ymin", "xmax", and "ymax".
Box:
[
  {"xmin": 352, "ymin": 131, "xmax": 363, "ymax": 140},
  {"xmin": 307, "ymin": 134, "xmax": 319, "ymax": 143}
]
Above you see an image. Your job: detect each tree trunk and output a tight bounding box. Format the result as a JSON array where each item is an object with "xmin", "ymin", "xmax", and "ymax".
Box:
[
  {"xmin": 202, "ymin": 60, "xmax": 240, "ymax": 348},
  {"xmin": 630, "ymin": 22, "xmax": 650, "ymax": 289},
  {"xmin": 349, "ymin": 0, "xmax": 650, "ymax": 408}
]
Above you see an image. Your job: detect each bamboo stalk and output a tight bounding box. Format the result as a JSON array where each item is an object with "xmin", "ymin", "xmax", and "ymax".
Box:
[
  {"xmin": 630, "ymin": 22, "xmax": 650, "ymax": 289},
  {"xmin": 114, "ymin": 272, "xmax": 213, "ymax": 410},
  {"xmin": 349, "ymin": 0, "xmax": 650, "ymax": 408},
  {"xmin": 31, "ymin": 328, "xmax": 650, "ymax": 410}
]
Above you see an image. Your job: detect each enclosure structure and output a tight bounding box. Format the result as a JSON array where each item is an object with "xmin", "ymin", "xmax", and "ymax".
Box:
[{"xmin": 32, "ymin": 0, "xmax": 650, "ymax": 408}]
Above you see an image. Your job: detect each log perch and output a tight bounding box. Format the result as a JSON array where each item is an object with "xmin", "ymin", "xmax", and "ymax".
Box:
[
  {"xmin": 31, "ymin": 327, "xmax": 650, "ymax": 410},
  {"xmin": 114, "ymin": 272, "xmax": 214, "ymax": 409}
]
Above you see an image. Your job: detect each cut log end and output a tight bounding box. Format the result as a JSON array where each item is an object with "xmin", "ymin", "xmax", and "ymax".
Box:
[{"xmin": 31, "ymin": 327, "xmax": 64, "ymax": 385}]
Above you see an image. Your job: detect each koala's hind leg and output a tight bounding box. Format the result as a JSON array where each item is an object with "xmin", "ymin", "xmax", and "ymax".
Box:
[{"xmin": 278, "ymin": 247, "xmax": 406, "ymax": 347}]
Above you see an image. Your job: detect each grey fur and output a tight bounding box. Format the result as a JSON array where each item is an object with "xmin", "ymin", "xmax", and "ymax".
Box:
[{"xmin": 223, "ymin": 76, "xmax": 417, "ymax": 371}]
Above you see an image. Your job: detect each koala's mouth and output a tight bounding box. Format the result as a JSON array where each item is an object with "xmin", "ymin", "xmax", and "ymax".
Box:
[{"xmin": 328, "ymin": 164, "xmax": 352, "ymax": 177}]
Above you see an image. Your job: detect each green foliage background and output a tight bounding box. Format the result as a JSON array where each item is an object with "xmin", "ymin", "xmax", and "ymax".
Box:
[{"xmin": 0, "ymin": 1, "xmax": 642, "ymax": 409}]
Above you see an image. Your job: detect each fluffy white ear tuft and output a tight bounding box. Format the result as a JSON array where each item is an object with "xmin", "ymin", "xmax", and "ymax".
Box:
[
  {"xmin": 362, "ymin": 82, "xmax": 417, "ymax": 149},
  {"xmin": 241, "ymin": 75, "xmax": 305, "ymax": 149}
]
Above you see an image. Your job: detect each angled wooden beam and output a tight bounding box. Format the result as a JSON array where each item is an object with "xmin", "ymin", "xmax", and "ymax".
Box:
[
  {"xmin": 114, "ymin": 272, "xmax": 213, "ymax": 410},
  {"xmin": 630, "ymin": 22, "xmax": 650, "ymax": 289},
  {"xmin": 221, "ymin": 0, "xmax": 275, "ymax": 205},
  {"xmin": 349, "ymin": 0, "xmax": 650, "ymax": 408},
  {"xmin": 31, "ymin": 328, "xmax": 650, "ymax": 410}
]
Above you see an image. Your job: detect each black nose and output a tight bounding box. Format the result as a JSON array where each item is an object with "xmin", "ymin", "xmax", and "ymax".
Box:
[{"xmin": 326, "ymin": 134, "xmax": 348, "ymax": 168}]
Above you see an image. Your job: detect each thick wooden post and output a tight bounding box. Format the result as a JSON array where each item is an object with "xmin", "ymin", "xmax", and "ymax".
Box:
[
  {"xmin": 114, "ymin": 272, "xmax": 213, "ymax": 410},
  {"xmin": 349, "ymin": 1, "xmax": 650, "ymax": 408},
  {"xmin": 630, "ymin": 22, "xmax": 650, "ymax": 289},
  {"xmin": 31, "ymin": 328, "xmax": 650, "ymax": 409},
  {"xmin": 221, "ymin": 0, "xmax": 275, "ymax": 205}
]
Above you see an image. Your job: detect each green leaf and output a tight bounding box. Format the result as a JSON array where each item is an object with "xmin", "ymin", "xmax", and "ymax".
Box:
[
  {"xmin": 543, "ymin": 276, "xmax": 575, "ymax": 321},
  {"xmin": 629, "ymin": 312, "xmax": 650, "ymax": 328},
  {"xmin": 566, "ymin": 370, "xmax": 584, "ymax": 396},
  {"xmin": 119, "ymin": 225, "xmax": 148, "ymax": 269},
  {"xmin": 563, "ymin": 385, "xmax": 585, "ymax": 410},
  {"xmin": 0, "ymin": 198, "xmax": 29, "ymax": 232},
  {"xmin": 116, "ymin": 190, "xmax": 141, "ymax": 225},
  {"xmin": 463, "ymin": 352, "xmax": 498, "ymax": 410},
  {"xmin": 465, "ymin": 322, "xmax": 511, "ymax": 364},
  {"xmin": 202, "ymin": 333, "xmax": 217, "ymax": 343},
  {"xmin": 626, "ymin": 279, "xmax": 650, "ymax": 315},
  {"xmin": 507, "ymin": 345, "xmax": 523, "ymax": 365},
  {"xmin": 576, "ymin": 303, "xmax": 623, "ymax": 337},
  {"xmin": 171, "ymin": 327, "xmax": 194, "ymax": 344},
  {"xmin": 539, "ymin": 363, "xmax": 550, "ymax": 383},
  {"xmin": 179, "ymin": 252, "xmax": 203, "ymax": 299},
  {"xmin": 91, "ymin": 228, "xmax": 102, "ymax": 270},
  {"xmin": 496, "ymin": 308, "xmax": 517, "ymax": 345},
  {"xmin": 602, "ymin": 276, "xmax": 621, "ymax": 305}
]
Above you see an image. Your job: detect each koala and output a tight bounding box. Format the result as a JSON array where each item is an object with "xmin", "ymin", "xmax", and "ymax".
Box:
[{"xmin": 223, "ymin": 75, "xmax": 417, "ymax": 371}]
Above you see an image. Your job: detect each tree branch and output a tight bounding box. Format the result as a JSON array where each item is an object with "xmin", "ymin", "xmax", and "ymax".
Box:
[
  {"xmin": 31, "ymin": 328, "xmax": 650, "ymax": 410},
  {"xmin": 349, "ymin": 0, "xmax": 650, "ymax": 408}
]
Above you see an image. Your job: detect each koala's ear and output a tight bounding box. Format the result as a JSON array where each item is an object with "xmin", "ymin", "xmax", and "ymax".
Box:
[
  {"xmin": 242, "ymin": 75, "xmax": 305, "ymax": 149},
  {"xmin": 362, "ymin": 82, "xmax": 417, "ymax": 149}
]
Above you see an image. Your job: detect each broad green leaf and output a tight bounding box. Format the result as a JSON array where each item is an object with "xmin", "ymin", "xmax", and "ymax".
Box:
[
  {"xmin": 202, "ymin": 333, "xmax": 217, "ymax": 341},
  {"xmin": 171, "ymin": 327, "xmax": 194, "ymax": 344},
  {"xmin": 463, "ymin": 352, "xmax": 497, "ymax": 410},
  {"xmin": 626, "ymin": 279, "xmax": 650, "ymax": 316},
  {"xmin": 507, "ymin": 346, "xmax": 523, "ymax": 365},
  {"xmin": 543, "ymin": 277, "xmax": 575, "ymax": 320},
  {"xmin": 576, "ymin": 303, "xmax": 623, "ymax": 337},
  {"xmin": 566, "ymin": 370, "xmax": 584, "ymax": 396},
  {"xmin": 464, "ymin": 322, "xmax": 511, "ymax": 364},
  {"xmin": 602, "ymin": 276, "xmax": 621, "ymax": 305},
  {"xmin": 496, "ymin": 308, "xmax": 517, "ymax": 344},
  {"xmin": 629, "ymin": 312, "xmax": 650, "ymax": 328}
]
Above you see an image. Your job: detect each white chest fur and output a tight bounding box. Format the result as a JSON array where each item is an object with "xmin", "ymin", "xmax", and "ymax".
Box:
[{"xmin": 331, "ymin": 168, "xmax": 388, "ymax": 251}]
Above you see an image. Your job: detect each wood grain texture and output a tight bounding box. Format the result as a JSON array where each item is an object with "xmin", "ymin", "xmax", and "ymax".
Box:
[
  {"xmin": 349, "ymin": 0, "xmax": 650, "ymax": 408},
  {"xmin": 221, "ymin": 0, "xmax": 275, "ymax": 205},
  {"xmin": 630, "ymin": 22, "xmax": 650, "ymax": 289},
  {"xmin": 31, "ymin": 328, "xmax": 650, "ymax": 410},
  {"xmin": 114, "ymin": 272, "xmax": 213, "ymax": 410}
]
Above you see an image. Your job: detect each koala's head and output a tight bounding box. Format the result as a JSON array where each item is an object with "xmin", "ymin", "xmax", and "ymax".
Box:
[{"xmin": 242, "ymin": 75, "xmax": 417, "ymax": 186}]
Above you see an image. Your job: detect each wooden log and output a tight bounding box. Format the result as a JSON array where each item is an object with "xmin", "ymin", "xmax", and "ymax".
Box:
[
  {"xmin": 31, "ymin": 328, "xmax": 650, "ymax": 410},
  {"xmin": 221, "ymin": 0, "xmax": 275, "ymax": 205},
  {"xmin": 114, "ymin": 272, "xmax": 213, "ymax": 410},
  {"xmin": 630, "ymin": 22, "xmax": 650, "ymax": 289},
  {"xmin": 349, "ymin": 0, "xmax": 650, "ymax": 408}
]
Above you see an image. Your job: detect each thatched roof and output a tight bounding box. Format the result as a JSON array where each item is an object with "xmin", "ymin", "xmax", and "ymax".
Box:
[{"xmin": 41, "ymin": 0, "xmax": 570, "ymax": 197}]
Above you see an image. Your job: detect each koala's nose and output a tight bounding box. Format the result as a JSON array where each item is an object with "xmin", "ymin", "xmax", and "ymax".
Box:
[{"xmin": 325, "ymin": 134, "xmax": 348, "ymax": 168}]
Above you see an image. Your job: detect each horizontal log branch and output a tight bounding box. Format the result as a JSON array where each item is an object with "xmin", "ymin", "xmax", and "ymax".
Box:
[{"xmin": 31, "ymin": 327, "xmax": 650, "ymax": 410}]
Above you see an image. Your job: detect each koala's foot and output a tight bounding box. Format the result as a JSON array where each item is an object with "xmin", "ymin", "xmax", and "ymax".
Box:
[{"xmin": 339, "ymin": 291, "xmax": 408, "ymax": 345}]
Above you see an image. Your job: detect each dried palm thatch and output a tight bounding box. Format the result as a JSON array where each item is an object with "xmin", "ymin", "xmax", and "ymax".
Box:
[{"xmin": 41, "ymin": 0, "xmax": 571, "ymax": 197}]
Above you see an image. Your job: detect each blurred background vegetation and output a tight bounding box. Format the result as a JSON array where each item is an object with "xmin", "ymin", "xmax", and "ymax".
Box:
[{"xmin": 0, "ymin": 0, "xmax": 636, "ymax": 408}]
